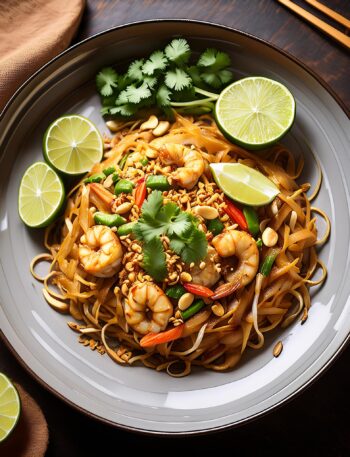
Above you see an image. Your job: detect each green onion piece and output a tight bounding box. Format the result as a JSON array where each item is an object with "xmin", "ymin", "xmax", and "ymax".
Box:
[
  {"xmin": 181, "ymin": 299, "xmax": 205, "ymax": 321},
  {"xmin": 94, "ymin": 212, "xmax": 126, "ymax": 227},
  {"xmin": 112, "ymin": 172, "xmax": 120, "ymax": 183},
  {"xmin": 260, "ymin": 248, "xmax": 279, "ymax": 277},
  {"xmin": 166, "ymin": 285, "xmax": 186, "ymax": 299},
  {"xmin": 146, "ymin": 175, "xmax": 170, "ymax": 191},
  {"xmin": 84, "ymin": 173, "xmax": 105, "ymax": 184},
  {"xmin": 256, "ymin": 238, "xmax": 263, "ymax": 249},
  {"xmin": 117, "ymin": 221, "xmax": 137, "ymax": 236},
  {"xmin": 207, "ymin": 218, "xmax": 224, "ymax": 236},
  {"xmin": 114, "ymin": 179, "xmax": 134, "ymax": 195},
  {"xmin": 119, "ymin": 152, "xmax": 130, "ymax": 170},
  {"xmin": 243, "ymin": 206, "xmax": 260, "ymax": 237},
  {"xmin": 103, "ymin": 166, "xmax": 116, "ymax": 176},
  {"xmin": 140, "ymin": 157, "xmax": 149, "ymax": 167}
]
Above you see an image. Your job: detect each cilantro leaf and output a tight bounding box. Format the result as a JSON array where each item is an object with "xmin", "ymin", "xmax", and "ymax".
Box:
[
  {"xmin": 186, "ymin": 65, "xmax": 207, "ymax": 89},
  {"xmin": 124, "ymin": 83, "xmax": 151, "ymax": 104},
  {"xmin": 142, "ymin": 51, "xmax": 168, "ymax": 75},
  {"xmin": 133, "ymin": 220, "xmax": 165, "ymax": 242},
  {"xmin": 156, "ymin": 84, "xmax": 172, "ymax": 107},
  {"xmin": 165, "ymin": 38, "xmax": 191, "ymax": 65},
  {"xmin": 166, "ymin": 211, "xmax": 193, "ymax": 237},
  {"xmin": 143, "ymin": 75, "xmax": 158, "ymax": 89},
  {"xmin": 181, "ymin": 229, "xmax": 208, "ymax": 263},
  {"xmin": 141, "ymin": 190, "xmax": 163, "ymax": 222},
  {"xmin": 165, "ymin": 68, "xmax": 192, "ymax": 91},
  {"xmin": 127, "ymin": 59, "xmax": 145, "ymax": 82},
  {"xmin": 217, "ymin": 69, "xmax": 233, "ymax": 85},
  {"xmin": 171, "ymin": 229, "xmax": 208, "ymax": 264},
  {"xmin": 109, "ymin": 104, "xmax": 137, "ymax": 117},
  {"xmin": 169, "ymin": 237, "xmax": 185, "ymax": 255},
  {"xmin": 157, "ymin": 204, "xmax": 193, "ymax": 237},
  {"xmin": 96, "ymin": 68, "xmax": 118, "ymax": 97},
  {"xmin": 196, "ymin": 49, "xmax": 233, "ymax": 89},
  {"xmin": 142, "ymin": 237, "xmax": 167, "ymax": 282},
  {"xmin": 201, "ymin": 70, "xmax": 233, "ymax": 89},
  {"xmin": 197, "ymin": 49, "xmax": 231, "ymax": 70},
  {"xmin": 117, "ymin": 74, "xmax": 131, "ymax": 91},
  {"xmin": 100, "ymin": 95, "xmax": 116, "ymax": 115},
  {"xmin": 158, "ymin": 202, "xmax": 180, "ymax": 221},
  {"xmin": 115, "ymin": 89, "xmax": 129, "ymax": 106}
]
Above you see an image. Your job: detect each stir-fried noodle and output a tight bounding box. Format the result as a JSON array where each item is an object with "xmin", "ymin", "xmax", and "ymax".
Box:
[{"xmin": 31, "ymin": 114, "xmax": 329, "ymax": 376}]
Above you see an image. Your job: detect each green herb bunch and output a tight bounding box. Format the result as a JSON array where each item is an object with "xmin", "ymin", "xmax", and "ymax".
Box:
[
  {"xmin": 132, "ymin": 190, "xmax": 208, "ymax": 281},
  {"xmin": 96, "ymin": 38, "xmax": 233, "ymax": 118}
]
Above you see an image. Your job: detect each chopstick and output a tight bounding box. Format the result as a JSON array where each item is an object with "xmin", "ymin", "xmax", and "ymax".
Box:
[
  {"xmin": 277, "ymin": 0, "xmax": 350, "ymax": 50},
  {"xmin": 304, "ymin": 0, "xmax": 350, "ymax": 30}
]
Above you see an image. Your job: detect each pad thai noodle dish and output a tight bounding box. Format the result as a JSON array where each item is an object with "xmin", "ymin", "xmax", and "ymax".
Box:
[{"xmin": 31, "ymin": 113, "xmax": 329, "ymax": 376}]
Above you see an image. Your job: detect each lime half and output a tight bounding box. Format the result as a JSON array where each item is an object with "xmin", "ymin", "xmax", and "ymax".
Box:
[
  {"xmin": 18, "ymin": 162, "xmax": 65, "ymax": 228},
  {"xmin": 0, "ymin": 373, "xmax": 21, "ymax": 442},
  {"xmin": 43, "ymin": 115, "xmax": 103, "ymax": 175},
  {"xmin": 210, "ymin": 162, "xmax": 280, "ymax": 206},
  {"xmin": 215, "ymin": 76, "xmax": 295, "ymax": 150}
]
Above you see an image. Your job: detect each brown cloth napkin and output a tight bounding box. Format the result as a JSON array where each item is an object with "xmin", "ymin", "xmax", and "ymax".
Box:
[
  {"xmin": 0, "ymin": 384, "xmax": 49, "ymax": 457},
  {"xmin": 0, "ymin": 0, "xmax": 85, "ymax": 111}
]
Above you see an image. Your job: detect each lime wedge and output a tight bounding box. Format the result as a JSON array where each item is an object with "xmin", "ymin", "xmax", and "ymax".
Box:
[
  {"xmin": 215, "ymin": 76, "xmax": 295, "ymax": 150},
  {"xmin": 0, "ymin": 373, "xmax": 21, "ymax": 442},
  {"xmin": 43, "ymin": 115, "xmax": 103, "ymax": 175},
  {"xmin": 210, "ymin": 162, "xmax": 280, "ymax": 206},
  {"xmin": 18, "ymin": 162, "xmax": 65, "ymax": 228}
]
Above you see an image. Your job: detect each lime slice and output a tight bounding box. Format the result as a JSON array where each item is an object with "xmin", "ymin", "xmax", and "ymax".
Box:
[
  {"xmin": 215, "ymin": 76, "xmax": 295, "ymax": 150},
  {"xmin": 18, "ymin": 162, "xmax": 65, "ymax": 228},
  {"xmin": 210, "ymin": 162, "xmax": 280, "ymax": 206},
  {"xmin": 43, "ymin": 115, "xmax": 103, "ymax": 175},
  {"xmin": 0, "ymin": 373, "xmax": 21, "ymax": 442}
]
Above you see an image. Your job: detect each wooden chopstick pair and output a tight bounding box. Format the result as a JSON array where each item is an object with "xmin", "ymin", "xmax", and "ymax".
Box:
[{"xmin": 277, "ymin": 0, "xmax": 350, "ymax": 50}]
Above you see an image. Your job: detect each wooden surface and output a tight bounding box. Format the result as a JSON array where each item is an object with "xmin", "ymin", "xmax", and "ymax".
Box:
[{"xmin": 1, "ymin": 1, "xmax": 350, "ymax": 456}]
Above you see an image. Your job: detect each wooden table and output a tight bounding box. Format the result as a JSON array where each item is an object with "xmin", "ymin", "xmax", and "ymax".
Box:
[{"xmin": 1, "ymin": 1, "xmax": 349, "ymax": 456}]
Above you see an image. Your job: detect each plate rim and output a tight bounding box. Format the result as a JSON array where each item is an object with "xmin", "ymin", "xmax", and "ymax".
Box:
[{"xmin": 1, "ymin": 19, "xmax": 349, "ymax": 436}]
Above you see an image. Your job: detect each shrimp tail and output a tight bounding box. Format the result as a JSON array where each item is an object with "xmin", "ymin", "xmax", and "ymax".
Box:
[{"xmin": 211, "ymin": 275, "xmax": 242, "ymax": 300}]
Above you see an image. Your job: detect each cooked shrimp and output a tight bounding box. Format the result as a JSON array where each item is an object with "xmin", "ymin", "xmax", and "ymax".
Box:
[
  {"xmin": 78, "ymin": 225, "xmax": 123, "ymax": 277},
  {"xmin": 125, "ymin": 282, "xmax": 173, "ymax": 335},
  {"xmin": 211, "ymin": 229, "xmax": 259, "ymax": 299},
  {"xmin": 158, "ymin": 143, "xmax": 205, "ymax": 189},
  {"xmin": 190, "ymin": 246, "xmax": 221, "ymax": 287}
]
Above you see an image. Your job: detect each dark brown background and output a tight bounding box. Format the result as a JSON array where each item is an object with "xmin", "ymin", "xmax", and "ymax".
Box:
[{"xmin": 1, "ymin": 1, "xmax": 349, "ymax": 456}]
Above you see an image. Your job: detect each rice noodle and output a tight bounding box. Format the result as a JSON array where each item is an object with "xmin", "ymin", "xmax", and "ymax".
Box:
[{"xmin": 31, "ymin": 113, "xmax": 329, "ymax": 376}]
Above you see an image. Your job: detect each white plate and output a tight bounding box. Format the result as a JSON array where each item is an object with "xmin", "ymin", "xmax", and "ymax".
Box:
[{"xmin": 0, "ymin": 20, "xmax": 349, "ymax": 434}]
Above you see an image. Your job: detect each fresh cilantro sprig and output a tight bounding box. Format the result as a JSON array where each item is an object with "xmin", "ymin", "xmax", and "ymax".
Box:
[
  {"xmin": 95, "ymin": 38, "xmax": 233, "ymax": 118},
  {"xmin": 133, "ymin": 190, "xmax": 208, "ymax": 281},
  {"xmin": 142, "ymin": 237, "xmax": 167, "ymax": 282}
]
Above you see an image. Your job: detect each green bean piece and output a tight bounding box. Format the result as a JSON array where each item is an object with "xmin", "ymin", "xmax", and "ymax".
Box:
[
  {"xmin": 112, "ymin": 172, "xmax": 120, "ymax": 183},
  {"xmin": 207, "ymin": 218, "xmax": 224, "ymax": 236},
  {"xmin": 103, "ymin": 166, "xmax": 116, "ymax": 176},
  {"xmin": 118, "ymin": 152, "xmax": 130, "ymax": 170},
  {"xmin": 140, "ymin": 157, "xmax": 149, "ymax": 167},
  {"xmin": 84, "ymin": 173, "xmax": 105, "ymax": 184},
  {"xmin": 260, "ymin": 248, "xmax": 279, "ymax": 277},
  {"xmin": 166, "ymin": 285, "xmax": 186, "ymax": 299},
  {"xmin": 181, "ymin": 299, "xmax": 205, "ymax": 321},
  {"xmin": 146, "ymin": 175, "xmax": 170, "ymax": 191},
  {"xmin": 114, "ymin": 179, "xmax": 134, "ymax": 195},
  {"xmin": 94, "ymin": 212, "xmax": 126, "ymax": 227},
  {"xmin": 117, "ymin": 221, "xmax": 137, "ymax": 236},
  {"xmin": 243, "ymin": 206, "xmax": 260, "ymax": 237}
]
